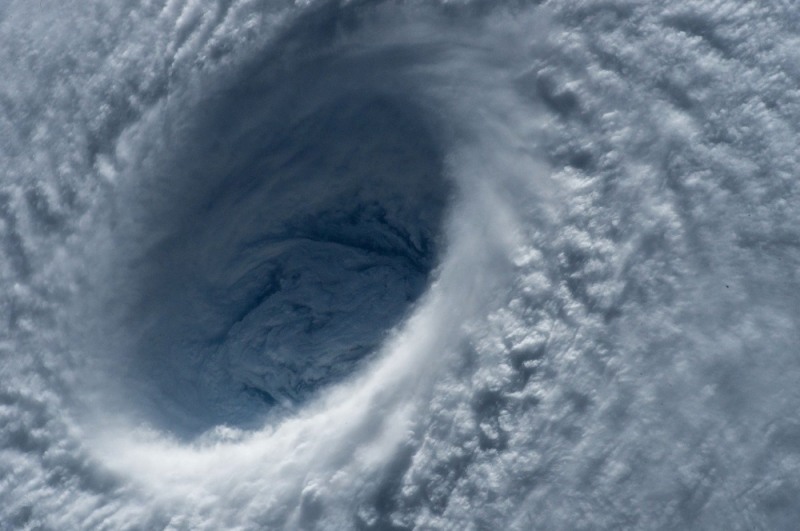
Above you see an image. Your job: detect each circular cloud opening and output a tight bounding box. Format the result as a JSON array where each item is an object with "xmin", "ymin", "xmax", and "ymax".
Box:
[{"xmin": 106, "ymin": 90, "xmax": 450, "ymax": 437}]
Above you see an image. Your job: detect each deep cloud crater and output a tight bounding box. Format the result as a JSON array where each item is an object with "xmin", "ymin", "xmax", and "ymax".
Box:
[{"xmin": 99, "ymin": 81, "xmax": 450, "ymax": 436}]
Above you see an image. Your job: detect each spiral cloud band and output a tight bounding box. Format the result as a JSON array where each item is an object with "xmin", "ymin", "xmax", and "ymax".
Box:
[{"xmin": 2, "ymin": 0, "xmax": 800, "ymax": 529}]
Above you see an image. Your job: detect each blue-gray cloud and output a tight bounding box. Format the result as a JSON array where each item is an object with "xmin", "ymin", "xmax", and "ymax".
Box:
[{"xmin": 2, "ymin": 0, "xmax": 799, "ymax": 529}]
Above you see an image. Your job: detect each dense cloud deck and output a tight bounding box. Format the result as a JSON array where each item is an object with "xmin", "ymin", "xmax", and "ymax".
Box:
[{"xmin": 1, "ymin": 1, "xmax": 799, "ymax": 529}]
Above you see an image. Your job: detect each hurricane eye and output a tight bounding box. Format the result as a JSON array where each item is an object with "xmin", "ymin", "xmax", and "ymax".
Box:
[{"xmin": 113, "ymin": 92, "xmax": 450, "ymax": 436}]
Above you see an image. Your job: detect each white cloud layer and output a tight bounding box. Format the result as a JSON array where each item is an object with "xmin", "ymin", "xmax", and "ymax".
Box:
[{"xmin": 2, "ymin": 0, "xmax": 800, "ymax": 529}]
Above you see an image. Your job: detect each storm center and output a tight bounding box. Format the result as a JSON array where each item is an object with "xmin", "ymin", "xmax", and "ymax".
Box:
[{"xmin": 116, "ymin": 94, "xmax": 449, "ymax": 436}]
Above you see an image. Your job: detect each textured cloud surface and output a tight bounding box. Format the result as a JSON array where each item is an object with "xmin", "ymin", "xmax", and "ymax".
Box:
[{"xmin": 2, "ymin": 0, "xmax": 800, "ymax": 529}]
